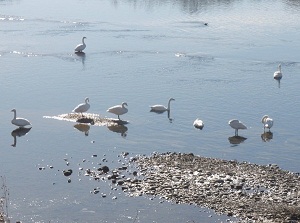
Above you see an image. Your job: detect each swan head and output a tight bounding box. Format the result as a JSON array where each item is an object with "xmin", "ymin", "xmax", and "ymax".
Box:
[
  {"xmin": 85, "ymin": 97, "xmax": 89, "ymax": 103},
  {"xmin": 169, "ymin": 98, "xmax": 175, "ymax": 102},
  {"xmin": 11, "ymin": 109, "xmax": 16, "ymax": 112},
  {"xmin": 122, "ymin": 102, "xmax": 128, "ymax": 107}
]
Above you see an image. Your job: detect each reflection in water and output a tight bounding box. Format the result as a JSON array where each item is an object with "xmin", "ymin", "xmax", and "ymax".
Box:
[
  {"xmin": 113, "ymin": 0, "xmax": 235, "ymax": 14},
  {"xmin": 150, "ymin": 109, "xmax": 173, "ymax": 123},
  {"xmin": 261, "ymin": 131, "xmax": 273, "ymax": 142},
  {"xmin": 74, "ymin": 124, "xmax": 90, "ymax": 136},
  {"xmin": 275, "ymin": 78, "xmax": 281, "ymax": 88},
  {"xmin": 74, "ymin": 52, "xmax": 86, "ymax": 67},
  {"xmin": 107, "ymin": 125, "xmax": 128, "ymax": 138},
  {"xmin": 228, "ymin": 136, "xmax": 247, "ymax": 145},
  {"xmin": 11, "ymin": 127, "xmax": 32, "ymax": 147}
]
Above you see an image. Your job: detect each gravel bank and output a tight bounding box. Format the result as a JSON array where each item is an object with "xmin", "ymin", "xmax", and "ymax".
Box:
[{"xmin": 116, "ymin": 152, "xmax": 300, "ymax": 222}]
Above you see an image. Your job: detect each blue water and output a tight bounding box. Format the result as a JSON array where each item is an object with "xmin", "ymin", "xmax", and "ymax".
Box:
[{"xmin": 1, "ymin": 0, "xmax": 300, "ymax": 222}]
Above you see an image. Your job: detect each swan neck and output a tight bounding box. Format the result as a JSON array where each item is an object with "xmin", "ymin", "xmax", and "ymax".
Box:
[
  {"xmin": 82, "ymin": 38, "xmax": 85, "ymax": 44},
  {"xmin": 12, "ymin": 110, "xmax": 16, "ymax": 119},
  {"xmin": 167, "ymin": 100, "xmax": 171, "ymax": 110}
]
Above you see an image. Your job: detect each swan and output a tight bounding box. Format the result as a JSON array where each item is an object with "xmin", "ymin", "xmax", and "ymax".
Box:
[
  {"xmin": 261, "ymin": 115, "xmax": 273, "ymax": 131},
  {"xmin": 273, "ymin": 64, "xmax": 282, "ymax": 80},
  {"xmin": 150, "ymin": 98, "xmax": 175, "ymax": 112},
  {"xmin": 193, "ymin": 118, "xmax": 204, "ymax": 130},
  {"xmin": 107, "ymin": 102, "xmax": 128, "ymax": 120},
  {"xmin": 228, "ymin": 119, "xmax": 247, "ymax": 136},
  {"xmin": 11, "ymin": 109, "xmax": 31, "ymax": 127},
  {"xmin": 72, "ymin": 97, "xmax": 90, "ymax": 116},
  {"xmin": 75, "ymin": 37, "xmax": 87, "ymax": 52}
]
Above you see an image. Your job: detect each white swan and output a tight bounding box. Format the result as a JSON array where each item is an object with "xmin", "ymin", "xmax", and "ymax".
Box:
[
  {"xmin": 150, "ymin": 98, "xmax": 175, "ymax": 112},
  {"xmin": 107, "ymin": 102, "xmax": 128, "ymax": 120},
  {"xmin": 261, "ymin": 115, "xmax": 273, "ymax": 131},
  {"xmin": 73, "ymin": 97, "xmax": 90, "ymax": 116},
  {"xmin": 75, "ymin": 37, "xmax": 87, "ymax": 52},
  {"xmin": 11, "ymin": 109, "xmax": 31, "ymax": 127},
  {"xmin": 193, "ymin": 118, "xmax": 204, "ymax": 130},
  {"xmin": 228, "ymin": 119, "xmax": 247, "ymax": 136},
  {"xmin": 274, "ymin": 64, "xmax": 282, "ymax": 80}
]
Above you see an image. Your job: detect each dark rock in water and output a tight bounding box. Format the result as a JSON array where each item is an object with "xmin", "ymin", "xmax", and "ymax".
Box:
[
  {"xmin": 98, "ymin": 165, "xmax": 109, "ymax": 173},
  {"xmin": 76, "ymin": 117, "xmax": 95, "ymax": 125},
  {"xmin": 63, "ymin": 169, "xmax": 73, "ymax": 176}
]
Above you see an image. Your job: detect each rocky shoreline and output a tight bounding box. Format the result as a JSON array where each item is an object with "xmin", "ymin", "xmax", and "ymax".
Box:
[{"xmin": 87, "ymin": 152, "xmax": 300, "ymax": 223}]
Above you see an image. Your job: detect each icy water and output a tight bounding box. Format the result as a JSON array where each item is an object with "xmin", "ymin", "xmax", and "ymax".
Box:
[{"xmin": 0, "ymin": 0, "xmax": 300, "ymax": 222}]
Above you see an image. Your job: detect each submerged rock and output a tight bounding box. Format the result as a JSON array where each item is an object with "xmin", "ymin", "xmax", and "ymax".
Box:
[{"xmin": 63, "ymin": 169, "xmax": 73, "ymax": 177}]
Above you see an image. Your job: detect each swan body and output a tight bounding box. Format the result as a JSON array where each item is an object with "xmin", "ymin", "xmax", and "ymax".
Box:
[
  {"xmin": 228, "ymin": 119, "xmax": 247, "ymax": 136},
  {"xmin": 107, "ymin": 102, "xmax": 128, "ymax": 120},
  {"xmin": 274, "ymin": 64, "xmax": 282, "ymax": 80},
  {"xmin": 75, "ymin": 37, "xmax": 87, "ymax": 52},
  {"xmin": 261, "ymin": 115, "xmax": 273, "ymax": 131},
  {"xmin": 11, "ymin": 109, "xmax": 31, "ymax": 127},
  {"xmin": 193, "ymin": 118, "xmax": 204, "ymax": 130},
  {"xmin": 73, "ymin": 97, "xmax": 90, "ymax": 116},
  {"xmin": 150, "ymin": 98, "xmax": 175, "ymax": 112}
]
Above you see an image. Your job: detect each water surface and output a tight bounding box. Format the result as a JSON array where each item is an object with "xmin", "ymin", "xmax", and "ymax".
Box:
[{"xmin": 1, "ymin": 0, "xmax": 300, "ymax": 222}]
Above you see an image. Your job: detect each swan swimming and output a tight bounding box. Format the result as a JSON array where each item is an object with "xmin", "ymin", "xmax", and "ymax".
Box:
[
  {"xmin": 274, "ymin": 64, "xmax": 282, "ymax": 80},
  {"xmin": 150, "ymin": 98, "xmax": 175, "ymax": 112},
  {"xmin": 261, "ymin": 115, "xmax": 273, "ymax": 131},
  {"xmin": 107, "ymin": 102, "xmax": 128, "ymax": 120},
  {"xmin": 228, "ymin": 119, "xmax": 247, "ymax": 136},
  {"xmin": 73, "ymin": 97, "xmax": 90, "ymax": 116},
  {"xmin": 193, "ymin": 118, "xmax": 204, "ymax": 130},
  {"xmin": 11, "ymin": 109, "xmax": 31, "ymax": 127},
  {"xmin": 75, "ymin": 37, "xmax": 87, "ymax": 52}
]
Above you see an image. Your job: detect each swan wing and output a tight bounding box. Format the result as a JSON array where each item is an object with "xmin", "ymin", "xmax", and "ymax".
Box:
[
  {"xmin": 12, "ymin": 118, "xmax": 31, "ymax": 127},
  {"xmin": 75, "ymin": 44, "xmax": 86, "ymax": 52},
  {"xmin": 73, "ymin": 103, "xmax": 90, "ymax": 113},
  {"xmin": 150, "ymin": 105, "xmax": 167, "ymax": 111}
]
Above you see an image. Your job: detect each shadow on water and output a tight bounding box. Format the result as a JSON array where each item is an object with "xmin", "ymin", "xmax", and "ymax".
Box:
[
  {"xmin": 74, "ymin": 124, "xmax": 90, "ymax": 136},
  {"xmin": 261, "ymin": 131, "xmax": 273, "ymax": 142},
  {"xmin": 11, "ymin": 127, "xmax": 32, "ymax": 147},
  {"xmin": 228, "ymin": 135, "xmax": 247, "ymax": 146}
]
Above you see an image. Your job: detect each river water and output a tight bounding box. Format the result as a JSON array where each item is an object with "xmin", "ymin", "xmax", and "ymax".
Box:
[{"xmin": 1, "ymin": 0, "xmax": 300, "ymax": 222}]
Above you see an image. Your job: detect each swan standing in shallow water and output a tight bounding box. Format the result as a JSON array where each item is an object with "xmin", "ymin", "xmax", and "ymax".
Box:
[
  {"xmin": 75, "ymin": 37, "xmax": 87, "ymax": 52},
  {"xmin": 228, "ymin": 119, "xmax": 247, "ymax": 136},
  {"xmin": 193, "ymin": 118, "xmax": 204, "ymax": 130},
  {"xmin": 11, "ymin": 109, "xmax": 31, "ymax": 127},
  {"xmin": 107, "ymin": 102, "xmax": 128, "ymax": 120},
  {"xmin": 274, "ymin": 64, "xmax": 282, "ymax": 80},
  {"xmin": 150, "ymin": 98, "xmax": 175, "ymax": 112},
  {"xmin": 261, "ymin": 115, "xmax": 273, "ymax": 132},
  {"xmin": 73, "ymin": 97, "xmax": 90, "ymax": 116}
]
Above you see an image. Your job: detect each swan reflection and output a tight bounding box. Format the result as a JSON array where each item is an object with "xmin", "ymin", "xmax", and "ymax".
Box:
[
  {"xmin": 107, "ymin": 124, "xmax": 128, "ymax": 138},
  {"xmin": 11, "ymin": 127, "xmax": 32, "ymax": 147},
  {"xmin": 150, "ymin": 109, "xmax": 174, "ymax": 123},
  {"xmin": 228, "ymin": 136, "xmax": 247, "ymax": 145},
  {"xmin": 261, "ymin": 131, "xmax": 273, "ymax": 142},
  {"xmin": 275, "ymin": 79, "xmax": 281, "ymax": 88},
  {"xmin": 75, "ymin": 51, "xmax": 86, "ymax": 66},
  {"xmin": 74, "ymin": 124, "xmax": 90, "ymax": 136}
]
